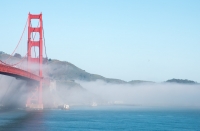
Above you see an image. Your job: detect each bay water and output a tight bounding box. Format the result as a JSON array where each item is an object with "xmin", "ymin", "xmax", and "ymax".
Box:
[{"xmin": 0, "ymin": 106, "xmax": 200, "ymax": 131}]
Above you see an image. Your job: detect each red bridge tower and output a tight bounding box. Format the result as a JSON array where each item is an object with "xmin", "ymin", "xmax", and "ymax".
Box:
[{"xmin": 26, "ymin": 13, "xmax": 44, "ymax": 109}]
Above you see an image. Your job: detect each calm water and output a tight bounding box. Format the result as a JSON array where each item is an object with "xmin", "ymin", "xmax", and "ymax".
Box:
[{"xmin": 0, "ymin": 106, "xmax": 200, "ymax": 131}]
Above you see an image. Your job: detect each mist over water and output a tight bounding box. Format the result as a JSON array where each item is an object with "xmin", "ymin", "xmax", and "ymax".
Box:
[
  {"xmin": 0, "ymin": 75, "xmax": 28, "ymax": 107},
  {"xmin": 1, "ymin": 71, "xmax": 200, "ymax": 110},
  {"xmin": 78, "ymin": 80, "xmax": 200, "ymax": 109}
]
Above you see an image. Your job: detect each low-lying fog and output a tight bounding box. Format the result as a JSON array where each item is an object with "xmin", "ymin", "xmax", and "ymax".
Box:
[
  {"xmin": 1, "ymin": 75, "xmax": 200, "ymax": 109},
  {"xmin": 78, "ymin": 80, "xmax": 200, "ymax": 109}
]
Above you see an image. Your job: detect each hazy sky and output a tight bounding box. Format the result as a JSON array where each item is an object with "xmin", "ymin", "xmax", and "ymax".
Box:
[{"xmin": 0, "ymin": 0, "xmax": 200, "ymax": 82}]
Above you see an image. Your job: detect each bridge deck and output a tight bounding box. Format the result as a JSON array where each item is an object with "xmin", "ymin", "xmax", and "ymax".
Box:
[{"xmin": 0, "ymin": 63, "xmax": 42, "ymax": 82}]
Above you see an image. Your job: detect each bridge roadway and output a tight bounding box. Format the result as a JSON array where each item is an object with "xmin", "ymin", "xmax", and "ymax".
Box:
[{"xmin": 0, "ymin": 63, "xmax": 43, "ymax": 82}]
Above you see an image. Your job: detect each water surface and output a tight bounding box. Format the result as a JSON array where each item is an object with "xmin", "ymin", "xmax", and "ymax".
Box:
[{"xmin": 0, "ymin": 106, "xmax": 200, "ymax": 131}]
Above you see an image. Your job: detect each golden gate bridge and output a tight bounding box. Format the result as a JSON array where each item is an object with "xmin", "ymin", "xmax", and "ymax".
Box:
[{"xmin": 0, "ymin": 13, "xmax": 49, "ymax": 110}]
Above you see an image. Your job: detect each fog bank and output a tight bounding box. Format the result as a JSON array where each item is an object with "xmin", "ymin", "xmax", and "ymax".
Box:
[{"xmin": 78, "ymin": 80, "xmax": 200, "ymax": 108}]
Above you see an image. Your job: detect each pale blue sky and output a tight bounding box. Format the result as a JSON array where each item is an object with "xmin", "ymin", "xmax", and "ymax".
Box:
[{"xmin": 0, "ymin": 0, "xmax": 200, "ymax": 82}]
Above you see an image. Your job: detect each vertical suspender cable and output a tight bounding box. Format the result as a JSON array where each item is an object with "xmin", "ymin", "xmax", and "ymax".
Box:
[{"xmin": 42, "ymin": 20, "xmax": 48, "ymax": 59}]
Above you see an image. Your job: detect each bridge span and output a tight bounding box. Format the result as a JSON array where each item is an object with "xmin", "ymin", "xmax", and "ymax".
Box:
[{"xmin": 0, "ymin": 13, "xmax": 49, "ymax": 110}]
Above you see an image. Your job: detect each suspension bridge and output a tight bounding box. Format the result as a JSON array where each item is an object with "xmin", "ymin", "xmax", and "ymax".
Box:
[{"xmin": 0, "ymin": 13, "xmax": 49, "ymax": 110}]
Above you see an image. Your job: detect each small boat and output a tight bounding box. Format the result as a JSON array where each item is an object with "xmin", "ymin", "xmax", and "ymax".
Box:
[
  {"xmin": 63, "ymin": 104, "xmax": 70, "ymax": 110},
  {"xmin": 58, "ymin": 104, "xmax": 70, "ymax": 110}
]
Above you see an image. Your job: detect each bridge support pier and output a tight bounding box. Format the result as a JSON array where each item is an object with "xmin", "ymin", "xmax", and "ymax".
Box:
[{"xmin": 26, "ymin": 82, "xmax": 43, "ymax": 110}]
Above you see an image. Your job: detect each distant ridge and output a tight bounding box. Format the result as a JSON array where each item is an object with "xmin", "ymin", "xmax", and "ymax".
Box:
[
  {"xmin": 165, "ymin": 78, "xmax": 198, "ymax": 84},
  {"xmin": 128, "ymin": 80, "xmax": 155, "ymax": 85}
]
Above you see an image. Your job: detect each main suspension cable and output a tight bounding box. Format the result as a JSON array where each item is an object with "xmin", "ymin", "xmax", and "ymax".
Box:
[{"xmin": 5, "ymin": 17, "xmax": 28, "ymax": 62}]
